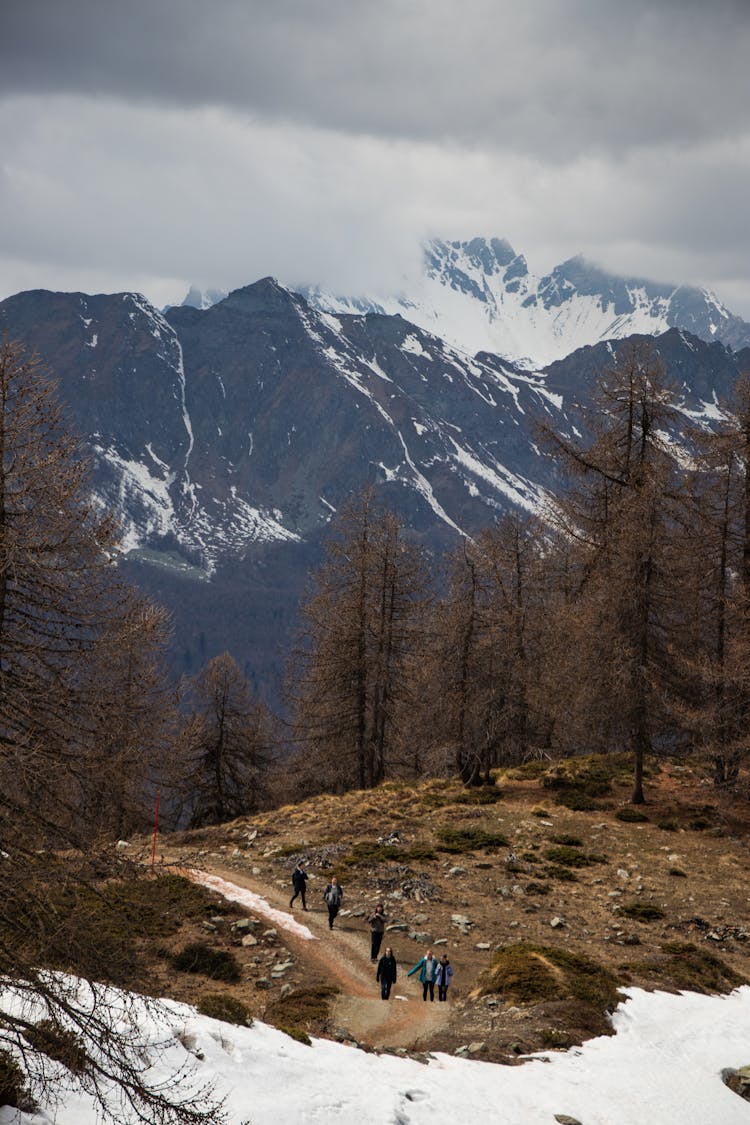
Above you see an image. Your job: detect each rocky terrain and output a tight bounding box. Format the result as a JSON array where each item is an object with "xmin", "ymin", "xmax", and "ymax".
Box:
[{"xmin": 123, "ymin": 754, "xmax": 750, "ymax": 1064}]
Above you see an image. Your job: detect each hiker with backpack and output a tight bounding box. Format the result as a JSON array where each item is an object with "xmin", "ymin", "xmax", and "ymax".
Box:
[
  {"xmin": 322, "ymin": 875, "xmax": 343, "ymax": 929},
  {"xmin": 289, "ymin": 861, "xmax": 308, "ymax": 911}
]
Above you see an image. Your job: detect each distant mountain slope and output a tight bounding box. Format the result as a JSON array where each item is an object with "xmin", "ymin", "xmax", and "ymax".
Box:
[
  {"xmin": 299, "ymin": 237, "xmax": 750, "ymax": 366},
  {"xmin": 1, "ymin": 280, "xmax": 748, "ymax": 696}
]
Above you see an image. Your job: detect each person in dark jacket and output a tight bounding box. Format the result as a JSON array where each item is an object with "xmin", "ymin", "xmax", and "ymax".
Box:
[
  {"xmin": 376, "ymin": 946, "xmax": 397, "ymax": 1000},
  {"xmin": 407, "ymin": 950, "xmax": 438, "ymax": 1001},
  {"xmin": 289, "ymin": 861, "xmax": 308, "ymax": 911},
  {"xmin": 322, "ymin": 876, "xmax": 343, "ymax": 929},
  {"xmin": 368, "ymin": 903, "xmax": 387, "ymax": 962},
  {"xmin": 435, "ymin": 953, "xmax": 453, "ymax": 1001}
]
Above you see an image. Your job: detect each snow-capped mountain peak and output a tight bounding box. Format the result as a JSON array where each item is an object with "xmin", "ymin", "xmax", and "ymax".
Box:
[{"xmin": 299, "ymin": 238, "xmax": 750, "ymax": 367}]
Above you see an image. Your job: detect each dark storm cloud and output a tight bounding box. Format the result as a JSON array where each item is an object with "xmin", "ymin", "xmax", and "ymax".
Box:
[
  {"xmin": 3, "ymin": 0, "xmax": 749, "ymax": 159},
  {"xmin": 0, "ymin": 0, "xmax": 748, "ymax": 316}
]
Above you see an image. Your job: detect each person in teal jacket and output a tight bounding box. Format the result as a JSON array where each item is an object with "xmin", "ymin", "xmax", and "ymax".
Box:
[{"xmin": 407, "ymin": 949, "xmax": 437, "ymax": 1001}]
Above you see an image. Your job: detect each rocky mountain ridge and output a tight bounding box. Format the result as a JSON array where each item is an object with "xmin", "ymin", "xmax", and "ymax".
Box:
[{"xmin": 1, "ymin": 278, "xmax": 748, "ymax": 693}]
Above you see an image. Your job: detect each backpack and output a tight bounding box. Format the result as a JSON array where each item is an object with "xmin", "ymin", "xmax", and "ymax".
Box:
[{"xmin": 325, "ymin": 884, "xmax": 341, "ymax": 905}]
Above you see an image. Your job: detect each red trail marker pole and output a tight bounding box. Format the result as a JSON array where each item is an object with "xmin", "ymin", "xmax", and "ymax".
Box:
[{"xmin": 150, "ymin": 789, "xmax": 161, "ymax": 874}]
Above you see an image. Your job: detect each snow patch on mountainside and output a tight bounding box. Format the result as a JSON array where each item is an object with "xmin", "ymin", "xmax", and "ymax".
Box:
[{"xmin": 300, "ymin": 238, "xmax": 748, "ymax": 367}]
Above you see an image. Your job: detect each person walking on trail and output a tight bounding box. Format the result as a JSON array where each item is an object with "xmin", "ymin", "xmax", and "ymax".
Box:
[
  {"xmin": 368, "ymin": 903, "xmax": 387, "ymax": 962},
  {"xmin": 435, "ymin": 953, "xmax": 453, "ymax": 1001},
  {"xmin": 407, "ymin": 949, "xmax": 438, "ymax": 1001},
  {"xmin": 289, "ymin": 861, "xmax": 308, "ymax": 911},
  {"xmin": 323, "ymin": 875, "xmax": 343, "ymax": 929},
  {"xmin": 376, "ymin": 946, "xmax": 397, "ymax": 1000}
]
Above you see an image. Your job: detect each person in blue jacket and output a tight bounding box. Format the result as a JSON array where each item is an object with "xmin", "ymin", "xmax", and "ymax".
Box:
[
  {"xmin": 407, "ymin": 949, "xmax": 438, "ymax": 1001},
  {"xmin": 435, "ymin": 953, "xmax": 453, "ymax": 1001}
]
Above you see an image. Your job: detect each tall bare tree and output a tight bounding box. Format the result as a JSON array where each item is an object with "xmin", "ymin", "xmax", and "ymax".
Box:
[
  {"xmin": 672, "ymin": 371, "xmax": 750, "ymax": 785},
  {"xmin": 542, "ymin": 340, "xmax": 678, "ymax": 802},
  {"xmin": 290, "ymin": 489, "xmax": 428, "ymax": 794},
  {"xmin": 419, "ymin": 514, "xmax": 548, "ymax": 784},
  {"xmin": 182, "ymin": 651, "xmax": 270, "ymax": 825},
  {"xmin": 0, "ymin": 340, "xmax": 222, "ymax": 1123}
]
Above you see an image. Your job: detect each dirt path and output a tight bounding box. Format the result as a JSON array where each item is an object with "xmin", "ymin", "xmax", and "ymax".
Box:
[{"xmin": 167, "ymin": 857, "xmax": 447, "ymax": 1051}]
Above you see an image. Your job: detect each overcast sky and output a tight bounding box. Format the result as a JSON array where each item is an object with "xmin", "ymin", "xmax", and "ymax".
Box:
[{"xmin": 2, "ymin": 0, "xmax": 749, "ymax": 315}]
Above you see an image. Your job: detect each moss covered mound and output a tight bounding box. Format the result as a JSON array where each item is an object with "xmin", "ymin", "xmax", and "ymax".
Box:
[{"xmin": 477, "ymin": 943, "xmax": 621, "ymax": 1012}]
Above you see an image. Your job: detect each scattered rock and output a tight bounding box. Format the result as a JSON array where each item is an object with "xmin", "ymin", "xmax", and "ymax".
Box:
[
  {"xmin": 467, "ymin": 1041, "xmax": 487, "ymax": 1055},
  {"xmin": 412, "ymin": 913, "xmax": 430, "ymax": 925},
  {"xmin": 116, "ymin": 840, "xmax": 130, "ymax": 849},
  {"xmin": 433, "ymin": 938, "xmax": 448, "ymax": 946},
  {"xmin": 550, "ymin": 916, "xmax": 565, "ymax": 929},
  {"xmin": 262, "ymin": 929, "xmax": 278, "ymax": 941},
  {"xmin": 723, "ymin": 1064, "xmax": 750, "ymax": 1101},
  {"xmin": 475, "ymin": 942, "xmax": 491, "ymax": 950},
  {"xmin": 554, "ymin": 1116, "xmax": 583, "ymax": 1125},
  {"xmin": 451, "ymin": 914, "xmax": 473, "ymax": 933},
  {"xmin": 411, "ymin": 932, "xmax": 433, "ymax": 943},
  {"xmin": 241, "ymin": 934, "xmax": 259, "ymax": 947},
  {"xmin": 233, "ymin": 918, "xmax": 259, "ymax": 933},
  {"xmin": 449, "ymin": 866, "xmax": 468, "ymax": 876},
  {"xmin": 386, "ymin": 922, "xmax": 409, "ymax": 932},
  {"xmin": 454, "ymin": 1045, "xmax": 470, "ymax": 1057}
]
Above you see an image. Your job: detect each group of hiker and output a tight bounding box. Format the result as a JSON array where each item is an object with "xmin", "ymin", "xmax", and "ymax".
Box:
[{"xmin": 289, "ymin": 861, "xmax": 454, "ymax": 1002}]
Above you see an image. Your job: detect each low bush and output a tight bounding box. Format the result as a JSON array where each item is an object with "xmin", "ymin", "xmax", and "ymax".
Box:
[
  {"xmin": 171, "ymin": 942, "xmax": 242, "ymax": 982},
  {"xmin": 478, "ymin": 944, "xmax": 621, "ymax": 1014},
  {"xmin": 524, "ymin": 881, "xmax": 550, "ymax": 896},
  {"xmin": 279, "ymin": 1026, "xmax": 311, "ymax": 1045},
  {"xmin": 0, "ymin": 1049, "xmax": 27, "ymax": 1108},
  {"xmin": 23, "ymin": 1021, "xmax": 88, "ymax": 1075},
  {"xmin": 197, "ymin": 993, "xmax": 252, "ymax": 1026},
  {"xmin": 668, "ymin": 868, "xmax": 687, "ymax": 878},
  {"xmin": 657, "ymin": 820, "xmax": 678, "ymax": 832},
  {"xmin": 435, "ymin": 826, "xmax": 509, "ymax": 853},
  {"xmin": 549, "ymin": 834, "xmax": 583, "ymax": 847},
  {"xmin": 619, "ymin": 902, "xmax": 665, "ymax": 923},
  {"xmin": 554, "ymin": 791, "xmax": 603, "ymax": 811},
  {"xmin": 454, "ymin": 787, "xmax": 505, "ymax": 806},
  {"xmin": 263, "ymin": 985, "xmax": 336, "ymax": 1037},
  {"xmin": 505, "ymin": 759, "xmax": 552, "ymax": 780},
  {"xmin": 544, "ymin": 846, "xmax": 606, "ymax": 869},
  {"xmin": 340, "ymin": 841, "xmax": 436, "ymax": 867},
  {"xmin": 622, "ymin": 942, "xmax": 746, "ymax": 994},
  {"xmin": 615, "ymin": 808, "xmax": 649, "ymax": 823},
  {"xmin": 543, "ymin": 865, "xmax": 579, "ymax": 882}
]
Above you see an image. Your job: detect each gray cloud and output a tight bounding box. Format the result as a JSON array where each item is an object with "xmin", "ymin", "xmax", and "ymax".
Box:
[
  {"xmin": 0, "ymin": 1, "xmax": 748, "ymax": 317},
  {"xmin": 3, "ymin": 0, "xmax": 749, "ymax": 159}
]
